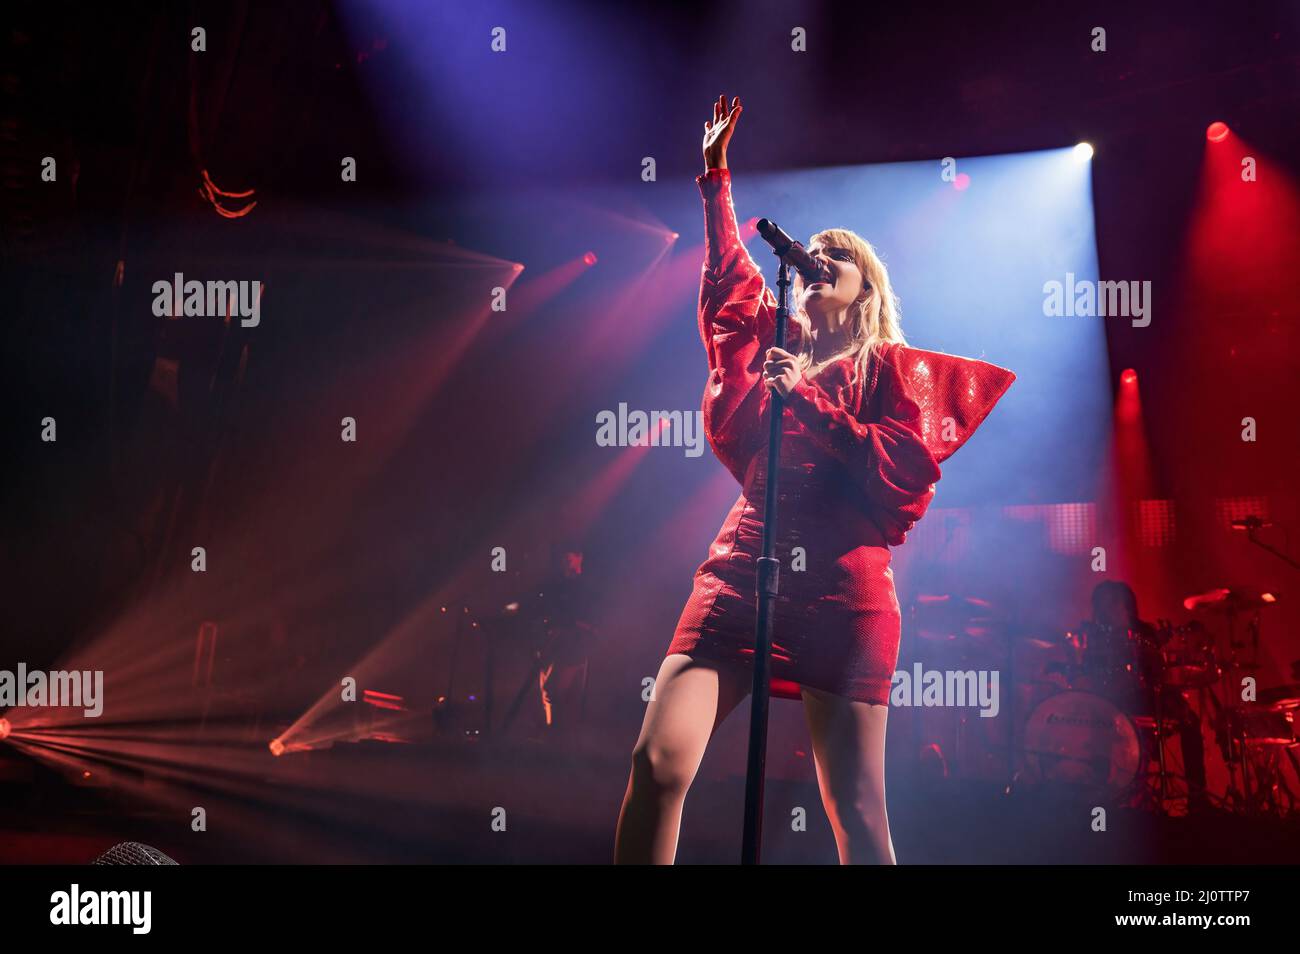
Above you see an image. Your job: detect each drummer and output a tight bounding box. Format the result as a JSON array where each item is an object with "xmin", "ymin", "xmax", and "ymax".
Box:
[{"xmin": 1082, "ymin": 580, "xmax": 1210, "ymax": 813}]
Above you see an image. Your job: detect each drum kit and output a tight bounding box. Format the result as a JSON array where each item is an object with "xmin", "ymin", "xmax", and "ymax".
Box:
[{"xmin": 902, "ymin": 585, "xmax": 1299, "ymax": 817}]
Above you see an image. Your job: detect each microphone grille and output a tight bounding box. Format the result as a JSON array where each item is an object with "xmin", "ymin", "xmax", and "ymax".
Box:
[{"xmin": 93, "ymin": 842, "xmax": 179, "ymax": 866}]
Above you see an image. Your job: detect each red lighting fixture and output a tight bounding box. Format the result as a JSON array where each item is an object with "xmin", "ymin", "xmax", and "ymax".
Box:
[
  {"xmin": 1120, "ymin": 368, "xmax": 1138, "ymax": 386},
  {"xmin": 1206, "ymin": 122, "xmax": 1229, "ymax": 143},
  {"xmin": 583, "ymin": 251, "xmax": 598, "ymax": 266},
  {"xmin": 363, "ymin": 689, "xmax": 408, "ymax": 712},
  {"xmin": 0, "ymin": 718, "xmax": 9, "ymax": 740}
]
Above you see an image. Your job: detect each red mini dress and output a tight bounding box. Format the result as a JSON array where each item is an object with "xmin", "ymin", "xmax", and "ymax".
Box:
[{"xmin": 666, "ymin": 168, "xmax": 1015, "ymax": 705}]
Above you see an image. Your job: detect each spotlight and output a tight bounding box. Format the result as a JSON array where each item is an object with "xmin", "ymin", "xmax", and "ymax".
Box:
[
  {"xmin": 667, "ymin": 231, "xmax": 679, "ymax": 241},
  {"xmin": 582, "ymin": 251, "xmax": 598, "ymax": 266},
  {"xmin": 269, "ymin": 739, "xmax": 285, "ymax": 757},
  {"xmin": 953, "ymin": 173, "xmax": 971, "ymax": 191},
  {"xmin": 1206, "ymin": 121, "xmax": 1229, "ymax": 143},
  {"xmin": 0, "ymin": 718, "xmax": 10, "ymax": 740},
  {"xmin": 1120, "ymin": 368, "xmax": 1138, "ymax": 386},
  {"xmin": 513, "ymin": 262, "xmax": 524, "ymax": 272},
  {"xmin": 1074, "ymin": 142, "xmax": 1094, "ymax": 161}
]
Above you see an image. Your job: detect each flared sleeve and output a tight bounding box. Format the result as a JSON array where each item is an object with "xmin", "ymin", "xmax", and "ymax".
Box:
[
  {"xmin": 785, "ymin": 344, "xmax": 1015, "ymax": 544},
  {"xmin": 884, "ymin": 346, "xmax": 1016, "ymax": 464}
]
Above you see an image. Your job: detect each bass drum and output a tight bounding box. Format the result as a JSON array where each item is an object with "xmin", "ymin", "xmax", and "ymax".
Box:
[{"xmin": 1021, "ymin": 691, "xmax": 1140, "ymax": 793}]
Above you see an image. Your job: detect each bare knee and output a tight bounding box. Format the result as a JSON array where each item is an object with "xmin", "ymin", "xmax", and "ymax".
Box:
[
  {"xmin": 629, "ymin": 743, "xmax": 696, "ymax": 800},
  {"xmin": 823, "ymin": 784, "xmax": 888, "ymax": 842}
]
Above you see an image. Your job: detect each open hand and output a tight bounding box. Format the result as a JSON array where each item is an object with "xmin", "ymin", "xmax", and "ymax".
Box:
[{"xmin": 703, "ymin": 94, "xmax": 742, "ymax": 172}]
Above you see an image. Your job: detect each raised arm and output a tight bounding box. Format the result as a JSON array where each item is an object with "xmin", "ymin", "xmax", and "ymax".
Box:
[
  {"xmin": 692, "ymin": 94, "xmax": 784, "ymax": 484},
  {"xmin": 695, "ymin": 167, "xmax": 778, "ymax": 369}
]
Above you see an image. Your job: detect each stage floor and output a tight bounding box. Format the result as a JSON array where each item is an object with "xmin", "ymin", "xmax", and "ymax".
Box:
[{"xmin": 2, "ymin": 736, "xmax": 1296, "ymax": 865}]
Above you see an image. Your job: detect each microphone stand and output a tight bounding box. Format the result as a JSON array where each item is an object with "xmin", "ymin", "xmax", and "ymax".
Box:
[
  {"xmin": 1245, "ymin": 527, "xmax": 1300, "ymax": 572},
  {"xmin": 740, "ymin": 256, "xmax": 792, "ymax": 865}
]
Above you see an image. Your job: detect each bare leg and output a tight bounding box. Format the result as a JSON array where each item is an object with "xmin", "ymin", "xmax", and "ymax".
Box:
[
  {"xmin": 614, "ymin": 653, "xmax": 751, "ymax": 864},
  {"xmin": 801, "ymin": 685, "xmax": 896, "ymax": 864}
]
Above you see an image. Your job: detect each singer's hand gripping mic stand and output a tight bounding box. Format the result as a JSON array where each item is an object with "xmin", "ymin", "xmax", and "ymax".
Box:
[{"xmin": 739, "ymin": 254, "xmax": 792, "ymax": 866}]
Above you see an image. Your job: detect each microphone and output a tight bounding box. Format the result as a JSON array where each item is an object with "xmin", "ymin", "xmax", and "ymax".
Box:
[
  {"xmin": 1230, "ymin": 516, "xmax": 1272, "ymax": 530},
  {"xmin": 755, "ymin": 219, "xmax": 831, "ymax": 287}
]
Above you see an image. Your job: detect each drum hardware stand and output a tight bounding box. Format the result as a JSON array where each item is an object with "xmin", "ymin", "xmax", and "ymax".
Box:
[
  {"xmin": 1153, "ymin": 681, "xmax": 1170, "ymax": 809},
  {"xmin": 1216, "ymin": 606, "xmax": 1255, "ymax": 814},
  {"xmin": 1130, "ymin": 706, "xmax": 1180, "ymax": 815},
  {"xmin": 1149, "ymin": 625, "xmax": 1182, "ymax": 813},
  {"xmin": 1246, "ymin": 741, "xmax": 1296, "ymax": 818},
  {"xmin": 1145, "ymin": 695, "xmax": 1211, "ymax": 816},
  {"xmin": 1127, "ymin": 740, "xmax": 1169, "ymax": 813},
  {"xmin": 1282, "ymin": 746, "xmax": 1300, "ymax": 817},
  {"xmin": 1233, "ymin": 520, "xmax": 1297, "ymax": 814},
  {"xmin": 1153, "ymin": 655, "xmax": 1191, "ymax": 815},
  {"xmin": 1224, "ymin": 707, "xmax": 1298, "ymax": 818},
  {"xmin": 1148, "ymin": 637, "xmax": 1221, "ymax": 816},
  {"xmin": 1191, "ymin": 679, "xmax": 1221, "ymax": 812}
]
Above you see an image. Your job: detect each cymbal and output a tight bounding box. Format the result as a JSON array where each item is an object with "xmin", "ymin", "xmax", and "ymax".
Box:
[
  {"xmin": 910, "ymin": 593, "xmax": 1004, "ymax": 630},
  {"xmin": 913, "ymin": 592, "xmax": 997, "ymax": 607},
  {"xmin": 1020, "ymin": 636, "xmax": 1065, "ymax": 651},
  {"xmin": 1257, "ymin": 684, "xmax": 1300, "ymax": 708},
  {"xmin": 1182, "ymin": 587, "xmax": 1279, "ymax": 613}
]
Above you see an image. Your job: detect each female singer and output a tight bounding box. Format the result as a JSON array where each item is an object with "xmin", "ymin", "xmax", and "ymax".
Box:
[{"xmin": 614, "ymin": 94, "xmax": 1014, "ymax": 864}]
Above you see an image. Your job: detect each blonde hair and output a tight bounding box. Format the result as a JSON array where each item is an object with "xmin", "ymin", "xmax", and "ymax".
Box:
[{"xmin": 788, "ymin": 228, "xmax": 906, "ymax": 385}]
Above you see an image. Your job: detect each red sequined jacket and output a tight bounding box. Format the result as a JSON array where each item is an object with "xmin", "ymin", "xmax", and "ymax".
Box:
[{"xmin": 695, "ymin": 167, "xmax": 1015, "ymax": 546}]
